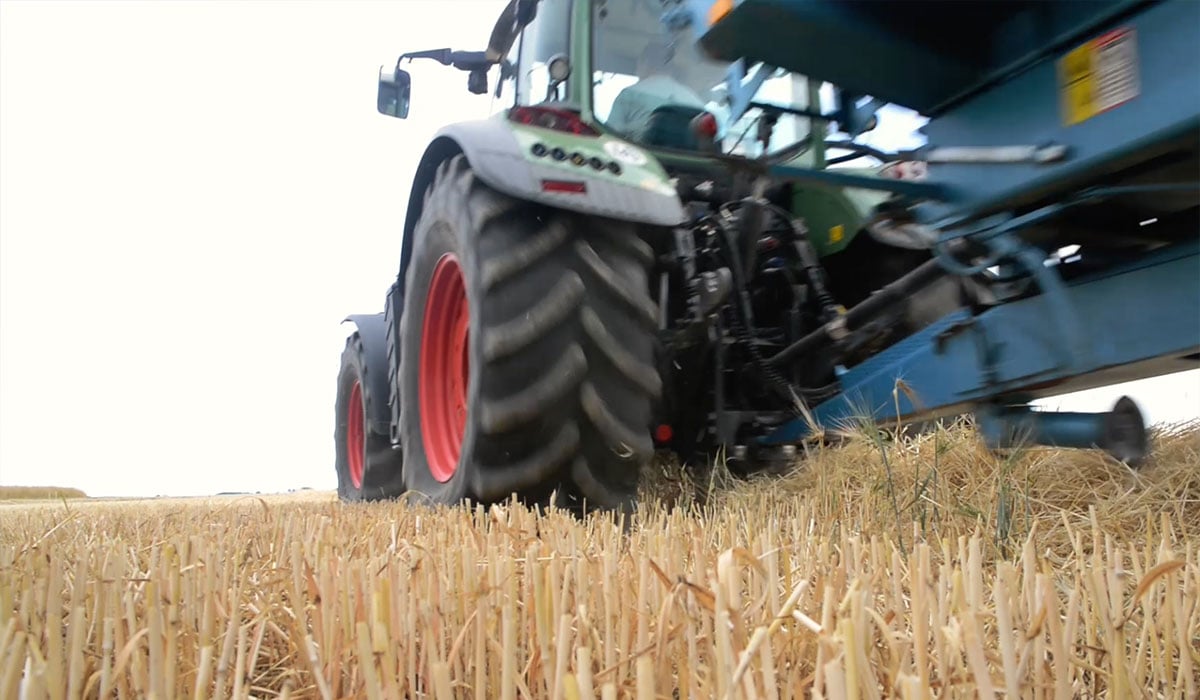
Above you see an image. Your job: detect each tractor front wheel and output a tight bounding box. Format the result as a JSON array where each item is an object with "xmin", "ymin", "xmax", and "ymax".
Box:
[{"xmin": 397, "ymin": 155, "xmax": 661, "ymax": 513}]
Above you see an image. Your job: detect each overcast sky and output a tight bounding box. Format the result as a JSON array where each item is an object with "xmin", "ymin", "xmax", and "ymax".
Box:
[{"xmin": 1, "ymin": 1, "xmax": 1195, "ymax": 498}]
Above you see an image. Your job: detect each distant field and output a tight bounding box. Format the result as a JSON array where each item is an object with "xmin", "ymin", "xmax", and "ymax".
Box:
[
  {"xmin": 0, "ymin": 489, "xmax": 333, "ymax": 512},
  {"xmin": 1, "ymin": 421, "xmax": 1197, "ymax": 699},
  {"xmin": 0, "ymin": 486, "xmax": 88, "ymax": 501}
]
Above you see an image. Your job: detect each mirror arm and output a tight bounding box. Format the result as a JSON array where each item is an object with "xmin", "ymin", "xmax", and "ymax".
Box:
[
  {"xmin": 449, "ymin": 51, "xmax": 491, "ymax": 72},
  {"xmin": 398, "ymin": 48, "xmax": 453, "ymax": 66},
  {"xmin": 398, "ymin": 48, "xmax": 492, "ymax": 73}
]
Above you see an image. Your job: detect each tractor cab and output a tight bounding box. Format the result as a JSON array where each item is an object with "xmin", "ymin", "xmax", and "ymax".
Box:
[
  {"xmin": 588, "ymin": 0, "xmax": 822, "ymax": 162},
  {"xmin": 380, "ymin": 0, "xmax": 859, "ymax": 168}
]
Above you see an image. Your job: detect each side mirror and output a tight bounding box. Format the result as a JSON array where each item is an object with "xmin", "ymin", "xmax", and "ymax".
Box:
[
  {"xmin": 377, "ymin": 66, "xmax": 411, "ymax": 119},
  {"xmin": 467, "ymin": 68, "xmax": 488, "ymax": 96}
]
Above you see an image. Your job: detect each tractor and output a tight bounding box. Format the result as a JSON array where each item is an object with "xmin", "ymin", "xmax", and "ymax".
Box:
[{"xmin": 335, "ymin": 0, "xmax": 1200, "ymax": 512}]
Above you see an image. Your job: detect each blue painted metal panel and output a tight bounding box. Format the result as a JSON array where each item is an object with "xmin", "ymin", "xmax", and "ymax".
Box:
[
  {"xmin": 762, "ymin": 239, "xmax": 1200, "ymax": 444},
  {"xmin": 694, "ymin": 0, "xmax": 984, "ymax": 112},
  {"xmin": 723, "ymin": 60, "xmax": 772, "ymax": 126},
  {"xmin": 693, "ymin": 0, "xmax": 1149, "ymax": 117},
  {"xmin": 683, "ymin": 0, "xmax": 1199, "ymax": 215},
  {"xmin": 918, "ymin": 0, "xmax": 1200, "ymax": 224},
  {"xmin": 679, "ymin": 0, "xmax": 1200, "ymax": 447}
]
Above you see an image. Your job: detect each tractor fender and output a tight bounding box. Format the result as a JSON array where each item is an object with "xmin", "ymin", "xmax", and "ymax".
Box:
[
  {"xmin": 342, "ymin": 312, "xmax": 393, "ymax": 436},
  {"xmin": 396, "ymin": 119, "xmax": 685, "ymax": 294}
]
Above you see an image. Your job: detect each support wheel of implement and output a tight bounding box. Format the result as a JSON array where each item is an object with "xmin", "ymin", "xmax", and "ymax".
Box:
[
  {"xmin": 335, "ymin": 332, "xmax": 406, "ymax": 501},
  {"xmin": 398, "ymin": 154, "xmax": 660, "ymax": 513}
]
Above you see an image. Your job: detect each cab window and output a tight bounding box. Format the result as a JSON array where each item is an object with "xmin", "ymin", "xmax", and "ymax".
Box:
[{"xmin": 498, "ymin": 0, "xmax": 574, "ymax": 109}]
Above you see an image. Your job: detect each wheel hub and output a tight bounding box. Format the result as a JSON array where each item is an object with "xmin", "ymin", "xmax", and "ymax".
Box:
[{"xmin": 419, "ymin": 253, "xmax": 470, "ymax": 482}]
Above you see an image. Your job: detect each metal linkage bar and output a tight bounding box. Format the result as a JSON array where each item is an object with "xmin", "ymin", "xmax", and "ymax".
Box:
[{"xmin": 762, "ymin": 238, "xmax": 1200, "ymax": 445}]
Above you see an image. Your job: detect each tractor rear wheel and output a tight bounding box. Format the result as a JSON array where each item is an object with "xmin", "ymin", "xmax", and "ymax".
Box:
[
  {"xmin": 335, "ymin": 332, "xmax": 406, "ymax": 501},
  {"xmin": 398, "ymin": 154, "xmax": 660, "ymax": 513}
]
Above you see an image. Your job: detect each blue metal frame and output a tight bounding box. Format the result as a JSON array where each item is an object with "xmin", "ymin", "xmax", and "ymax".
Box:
[
  {"xmin": 723, "ymin": 59, "xmax": 771, "ymax": 125},
  {"xmin": 762, "ymin": 238, "xmax": 1200, "ymax": 444},
  {"xmin": 669, "ymin": 0, "xmax": 1200, "ymax": 449},
  {"xmin": 684, "ymin": 0, "xmax": 1200, "ymax": 226},
  {"xmin": 916, "ymin": 0, "xmax": 1200, "ymax": 227}
]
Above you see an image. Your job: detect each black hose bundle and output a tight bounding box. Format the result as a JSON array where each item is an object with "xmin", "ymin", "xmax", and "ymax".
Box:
[
  {"xmin": 719, "ymin": 199, "xmax": 840, "ymax": 319},
  {"xmin": 708, "ymin": 209, "xmax": 841, "ymax": 404}
]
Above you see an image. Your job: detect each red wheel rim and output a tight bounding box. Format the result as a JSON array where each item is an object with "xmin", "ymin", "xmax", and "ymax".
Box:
[
  {"xmin": 419, "ymin": 253, "xmax": 469, "ymax": 482},
  {"xmin": 346, "ymin": 380, "xmax": 365, "ymax": 489}
]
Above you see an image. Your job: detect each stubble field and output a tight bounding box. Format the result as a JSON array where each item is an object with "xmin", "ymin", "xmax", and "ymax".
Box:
[{"xmin": 1, "ymin": 420, "xmax": 1198, "ymax": 699}]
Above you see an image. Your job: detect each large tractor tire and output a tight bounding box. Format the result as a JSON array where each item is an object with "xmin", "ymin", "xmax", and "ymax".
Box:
[
  {"xmin": 335, "ymin": 331, "xmax": 406, "ymax": 501},
  {"xmin": 397, "ymin": 154, "xmax": 661, "ymax": 513}
]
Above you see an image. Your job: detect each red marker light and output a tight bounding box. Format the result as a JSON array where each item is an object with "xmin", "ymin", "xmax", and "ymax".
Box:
[
  {"xmin": 654, "ymin": 424, "xmax": 674, "ymax": 443},
  {"xmin": 509, "ymin": 106, "xmax": 600, "ymax": 137},
  {"xmin": 691, "ymin": 112, "xmax": 718, "ymax": 140},
  {"xmin": 541, "ymin": 179, "xmax": 587, "ymax": 194}
]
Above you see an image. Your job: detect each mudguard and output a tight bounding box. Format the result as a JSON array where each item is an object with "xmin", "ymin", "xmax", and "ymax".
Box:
[
  {"xmin": 396, "ymin": 117, "xmax": 686, "ymax": 293},
  {"xmin": 381, "ymin": 117, "xmax": 687, "ymax": 444},
  {"xmin": 342, "ymin": 312, "xmax": 393, "ymax": 436}
]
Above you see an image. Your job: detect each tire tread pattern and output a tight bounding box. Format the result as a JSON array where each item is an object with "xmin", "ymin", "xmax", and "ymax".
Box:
[{"xmin": 405, "ymin": 154, "xmax": 660, "ymax": 510}]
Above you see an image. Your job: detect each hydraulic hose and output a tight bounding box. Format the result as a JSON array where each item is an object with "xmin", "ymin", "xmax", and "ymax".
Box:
[
  {"xmin": 774, "ymin": 205, "xmax": 839, "ymax": 319},
  {"xmin": 738, "ymin": 198, "xmax": 766, "ymax": 281},
  {"xmin": 715, "ymin": 217, "xmax": 842, "ymax": 404},
  {"xmin": 766, "ymin": 255, "xmax": 947, "ymax": 367},
  {"xmin": 719, "ymin": 199, "xmax": 840, "ymax": 321}
]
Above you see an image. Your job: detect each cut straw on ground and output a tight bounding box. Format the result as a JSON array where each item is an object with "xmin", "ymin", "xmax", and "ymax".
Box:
[{"xmin": 1, "ymin": 421, "xmax": 1197, "ymax": 698}]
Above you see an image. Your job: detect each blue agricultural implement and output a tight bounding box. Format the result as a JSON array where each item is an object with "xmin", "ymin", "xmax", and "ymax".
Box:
[{"xmin": 335, "ymin": 0, "xmax": 1199, "ymax": 511}]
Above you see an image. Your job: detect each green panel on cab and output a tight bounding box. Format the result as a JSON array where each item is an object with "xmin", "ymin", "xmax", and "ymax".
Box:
[{"xmin": 790, "ymin": 174, "xmax": 888, "ymax": 257}]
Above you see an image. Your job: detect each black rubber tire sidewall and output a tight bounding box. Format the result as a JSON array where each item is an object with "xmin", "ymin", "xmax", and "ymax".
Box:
[
  {"xmin": 335, "ymin": 333, "xmax": 406, "ymax": 501},
  {"xmin": 397, "ymin": 156, "xmax": 660, "ymax": 512},
  {"xmin": 335, "ymin": 340, "xmax": 369, "ymax": 501}
]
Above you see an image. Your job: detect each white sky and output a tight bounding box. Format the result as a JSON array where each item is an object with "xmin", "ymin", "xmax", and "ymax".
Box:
[{"xmin": 1, "ymin": 1, "xmax": 1195, "ymax": 498}]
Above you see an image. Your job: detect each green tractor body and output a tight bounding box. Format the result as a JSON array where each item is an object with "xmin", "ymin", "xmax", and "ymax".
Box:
[{"xmin": 335, "ymin": 0, "xmax": 954, "ymax": 510}]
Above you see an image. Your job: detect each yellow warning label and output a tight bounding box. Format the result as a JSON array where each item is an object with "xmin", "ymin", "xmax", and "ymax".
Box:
[
  {"xmin": 1059, "ymin": 28, "xmax": 1139, "ymax": 126},
  {"xmin": 829, "ymin": 224, "xmax": 844, "ymax": 244}
]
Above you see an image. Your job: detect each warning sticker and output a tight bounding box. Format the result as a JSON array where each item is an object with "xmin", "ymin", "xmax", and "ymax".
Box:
[{"xmin": 1059, "ymin": 28, "xmax": 1139, "ymax": 126}]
